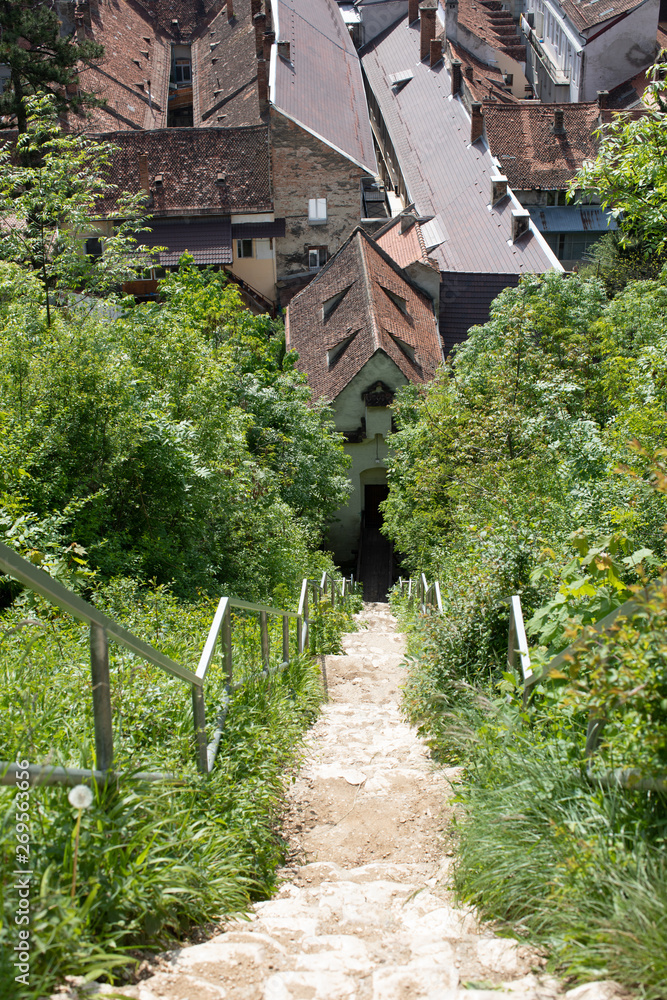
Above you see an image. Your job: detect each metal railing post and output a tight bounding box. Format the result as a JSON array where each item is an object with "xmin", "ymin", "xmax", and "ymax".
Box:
[
  {"xmin": 282, "ymin": 614, "xmax": 290, "ymax": 662},
  {"xmin": 222, "ymin": 605, "xmax": 233, "ymax": 686},
  {"xmin": 297, "ymin": 578, "xmax": 308, "ymax": 655},
  {"xmin": 191, "ymin": 685, "xmax": 208, "ymax": 774},
  {"xmin": 260, "ymin": 610, "xmax": 270, "ymax": 672},
  {"xmin": 90, "ymin": 624, "xmax": 114, "ymax": 772}
]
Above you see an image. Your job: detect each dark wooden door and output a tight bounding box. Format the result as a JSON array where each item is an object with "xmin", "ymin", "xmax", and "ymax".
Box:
[{"xmin": 364, "ymin": 485, "xmax": 389, "ymax": 528}]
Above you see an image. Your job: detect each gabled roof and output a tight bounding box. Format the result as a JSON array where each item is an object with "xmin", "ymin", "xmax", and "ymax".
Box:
[
  {"xmin": 75, "ymin": 0, "xmax": 171, "ymax": 131},
  {"xmin": 286, "ymin": 228, "xmax": 443, "ymax": 401},
  {"xmin": 361, "ymin": 16, "xmax": 559, "ymax": 274},
  {"xmin": 134, "ymin": 0, "xmax": 224, "ymax": 38},
  {"xmin": 97, "ymin": 126, "xmax": 272, "ymax": 216},
  {"xmin": 270, "ymin": 0, "xmax": 377, "ymax": 172},
  {"xmin": 483, "ymin": 102, "xmax": 601, "ymax": 190},
  {"xmin": 192, "ymin": 0, "xmax": 263, "ymax": 127},
  {"xmin": 373, "ymin": 213, "xmax": 434, "ymax": 270},
  {"xmin": 453, "ymin": 0, "xmax": 526, "ymax": 61},
  {"xmin": 448, "ymin": 41, "xmax": 520, "ymax": 105}
]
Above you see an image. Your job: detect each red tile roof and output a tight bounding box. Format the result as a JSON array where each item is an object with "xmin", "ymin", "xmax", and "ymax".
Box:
[
  {"xmin": 97, "ymin": 126, "xmax": 272, "ymax": 216},
  {"xmin": 556, "ymin": 0, "xmax": 647, "ymax": 33},
  {"xmin": 448, "ymin": 41, "xmax": 520, "ymax": 104},
  {"xmin": 374, "ymin": 214, "xmax": 432, "ymax": 269},
  {"xmin": 483, "ymin": 102, "xmax": 600, "ymax": 190},
  {"xmin": 453, "ymin": 0, "xmax": 527, "ymax": 60},
  {"xmin": 134, "ymin": 0, "xmax": 224, "ymax": 37},
  {"xmin": 286, "ymin": 228, "xmax": 443, "ymax": 401},
  {"xmin": 271, "ymin": 0, "xmax": 377, "ymax": 172},
  {"xmin": 192, "ymin": 0, "xmax": 263, "ymax": 127},
  {"xmin": 75, "ymin": 0, "xmax": 171, "ymax": 131}
]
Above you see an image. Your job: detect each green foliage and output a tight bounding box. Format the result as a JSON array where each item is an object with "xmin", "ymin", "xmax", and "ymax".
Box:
[
  {"xmin": 0, "ymin": 1, "xmax": 104, "ymax": 134},
  {"xmin": 0, "ymin": 257, "xmax": 349, "ymax": 600},
  {"xmin": 0, "ymin": 96, "xmax": 154, "ymax": 317},
  {"xmin": 0, "ymin": 583, "xmax": 324, "ymax": 999},
  {"xmin": 570, "ymin": 56, "xmax": 667, "ymax": 259}
]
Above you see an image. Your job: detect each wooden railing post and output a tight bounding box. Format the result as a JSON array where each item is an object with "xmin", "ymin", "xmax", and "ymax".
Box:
[
  {"xmin": 282, "ymin": 614, "xmax": 290, "ymax": 662},
  {"xmin": 90, "ymin": 624, "xmax": 114, "ymax": 772},
  {"xmin": 260, "ymin": 610, "xmax": 270, "ymax": 672},
  {"xmin": 191, "ymin": 684, "xmax": 208, "ymax": 774}
]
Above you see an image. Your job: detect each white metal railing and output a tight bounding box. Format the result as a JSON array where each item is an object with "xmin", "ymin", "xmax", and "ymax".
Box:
[{"xmin": 0, "ymin": 541, "xmax": 356, "ymax": 784}]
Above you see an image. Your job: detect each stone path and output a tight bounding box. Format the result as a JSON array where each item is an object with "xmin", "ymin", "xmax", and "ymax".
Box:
[{"xmin": 70, "ymin": 604, "xmax": 626, "ymax": 1000}]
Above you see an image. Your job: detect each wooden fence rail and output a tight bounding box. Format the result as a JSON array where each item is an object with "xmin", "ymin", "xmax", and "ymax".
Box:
[{"xmin": 0, "ymin": 541, "xmax": 356, "ymax": 785}]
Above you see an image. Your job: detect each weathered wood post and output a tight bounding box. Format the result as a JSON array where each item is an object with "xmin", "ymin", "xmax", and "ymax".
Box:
[
  {"xmin": 282, "ymin": 614, "xmax": 290, "ymax": 662},
  {"xmin": 260, "ymin": 610, "xmax": 270, "ymax": 672},
  {"xmin": 90, "ymin": 624, "xmax": 114, "ymax": 772}
]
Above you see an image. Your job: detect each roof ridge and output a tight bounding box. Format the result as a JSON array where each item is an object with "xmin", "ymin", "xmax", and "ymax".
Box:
[{"xmin": 356, "ymin": 231, "xmax": 382, "ymax": 354}]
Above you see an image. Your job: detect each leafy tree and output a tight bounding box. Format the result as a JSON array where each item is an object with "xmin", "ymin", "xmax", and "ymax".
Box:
[
  {"xmin": 0, "ymin": 95, "xmax": 154, "ymax": 323},
  {"xmin": 571, "ymin": 54, "xmax": 667, "ymax": 259},
  {"xmin": 0, "ymin": 0, "xmax": 104, "ymax": 134}
]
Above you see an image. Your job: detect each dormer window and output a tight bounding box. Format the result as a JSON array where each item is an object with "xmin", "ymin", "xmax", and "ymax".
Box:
[
  {"xmin": 327, "ymin": 330, "xmax": 359, "ymax": 367},
  {"xmin": 322, "ymin": 284, "xmax": 353, "ymax": 321},
  {"xmin": 388, "ymin": 332, "xmax": 416, "ymax": 363},
  {"xmin": 380, "ymin": 285, "xmax": 408, "ymax": 316}
]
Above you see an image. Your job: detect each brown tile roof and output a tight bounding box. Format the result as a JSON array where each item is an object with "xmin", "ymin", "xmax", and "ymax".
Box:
[
  {"xmin": 361, "ymin": 16, "xmax": 559, "ymax": 274},
  {"xmin": 453, "ymin": 0, "xmax": 527, "ymax": 60},
  {"xmin": 448, "ymin": 41, "xmax": 520, "ymax": 104},
  {"xmin": 286, "ymin": 228, "xmax": 443, "ymax": 401},
  {"xmin": 134, "ymin": 0, "xmax": 224, "ymax": 38},
  {"xmin": 271, "ymin": 0, "xmax": 377, "ymax": 172},
  {"xmin": 75, "ymin": 0, "xmax": 171, "ymax": 131},
  {"xmin": 192, "ymin": 0, "xmax": 263, "ymax": 127},
  {"xmin": 483, "ymin": 102, "xmax": 600, "ymax": 190},
  {"xmin": 374, "ymin": 213, "xmax": 432, "ymax": 269},
  {"xmin": 556, "ymin": 0, "xmax": 648, "ymax": 33},
  {"xmin": 97, "ymin": 126, "xmax": 272, "ymax": 216}
]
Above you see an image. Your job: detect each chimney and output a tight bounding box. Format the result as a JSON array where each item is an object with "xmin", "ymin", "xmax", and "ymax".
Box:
[
  {"xmin": 263, "ymin": 30, "xmax": 275, "ymax": 61},
  {"xmin": 430, "ymin": 37, "xmax": 442, "ymax": 67},
  {"xmin": 551, "ymin": 108, "xmax": 565, "ymax": 135},
  {"xmin": 277, "ymin": 39, "xmax": 291, "ymax": 61},
  {"xmin": 445, "ymin": 0, "xmax": 459, "ymax": 43},
  {"xmin": 251, "ymin": 0, "xmax": 262, "ymax": 15},
  {"xmin": 465, "ymin": 64, "xmax": 474, "ymax": 81},
  {"xmin": 77, "ymin": 0, "xmax": 92, "ymax": 27},
  {"xmin": 470, "ymin": 101, "xmax": 484, "ymax": 142},
  {"xmin": 253, "ymin": 12, "xmax": 266, "ymax": 55},
  {"xmin": 257, "ymin": 57, "xmax": 269, "ymax": 111},
  {"xmin": 491, "ymin": 173, "xmax": 508, "ymax": 205},
  {"xmin": 138, "ymin": 153, "xmax": 150, "ymax": 196},
  {"xmin": 451, "ymin": 58, "xmax": 462, "ymax": 95},
  {"xmin": 419, "ymin": 1, "xmax": 438, "ymax": 62},
  {"xmin": 408, "ymin": 0, "xmax": 420, "ymax": 24},
  {"xmin": 227, "ymin": 0, "xmax": 234, "ymax": 20},
  {"xmin": 597, "ymin": 90, "xmax": 609, "ymax": 110},
  {"xmin": 511, "ymin": 209, "xmax": 531, "ymax": 242}
]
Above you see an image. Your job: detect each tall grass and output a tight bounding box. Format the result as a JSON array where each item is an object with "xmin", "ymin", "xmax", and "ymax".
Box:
[{"xmin": 0, "ymin": 578, "xmax": 326, "ymax": 999}]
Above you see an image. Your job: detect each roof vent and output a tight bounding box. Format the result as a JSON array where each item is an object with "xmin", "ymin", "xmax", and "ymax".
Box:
[
  {"xmin": 277, "ymin": 39, "xmax": 291, "ymax": 60},
  {"xmin": 491, "ymin": 173, "xmax": 508, "ymax": 205},
  {"xmin": 389, "ymin": 69, "xmax": 413, "ymax": 90},
  {"xmin": 216, "ymin": 171, "xmax": 227, "ymax": 184},
  {"xmin": 154, "ymin": 172, "xmax": 163, "ymax": 185},
  {"xmin": 511, "ymin": 209, "xmax": 530, "ymax": 242}
]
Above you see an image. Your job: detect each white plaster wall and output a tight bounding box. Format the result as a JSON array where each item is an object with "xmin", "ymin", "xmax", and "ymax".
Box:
[
  {"xmin": 229, "ymin": 241, "xmax": 277, "ymax": 302},
  {"xmin": 580, "ymin": 0, "xmax": 659, "ymax": 101},
  {"xmin": 332, "ymin": 350, "xmax": 408, "ymax": 432}
]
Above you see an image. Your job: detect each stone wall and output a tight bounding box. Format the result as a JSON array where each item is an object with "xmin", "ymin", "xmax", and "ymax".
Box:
[{"xmin": 270, "ymin": 108, "xmax": 372, "ymax": 286}]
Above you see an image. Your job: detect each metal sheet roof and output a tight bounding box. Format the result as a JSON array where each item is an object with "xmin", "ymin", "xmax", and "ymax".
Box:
[
  {"xmin": 530, "ymin": 207, "xmax": 618, "ymax": 233},
  {"xmin": 143, "ymin": 218, "xmax": 233, "ymax": 266},
  {"xmin": 271, "ymin": 0, "xmax": 377, "ymax": 173},
  {"xmin": 361, "ymin": 17, "xmax": 559, "ymax": 275}
]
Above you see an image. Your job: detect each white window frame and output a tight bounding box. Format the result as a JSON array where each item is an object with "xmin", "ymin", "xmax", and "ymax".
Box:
[
  {"xmin": 308, "ymin": 246, "xmax": 327, "ymax": 270},
  {"xmin": 237, "ymin": 238, "xmax": 254, "ymax": 259},
  {"xmin": 308, "ymin": 198, "xmax": 327, "ymax": 225}
]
